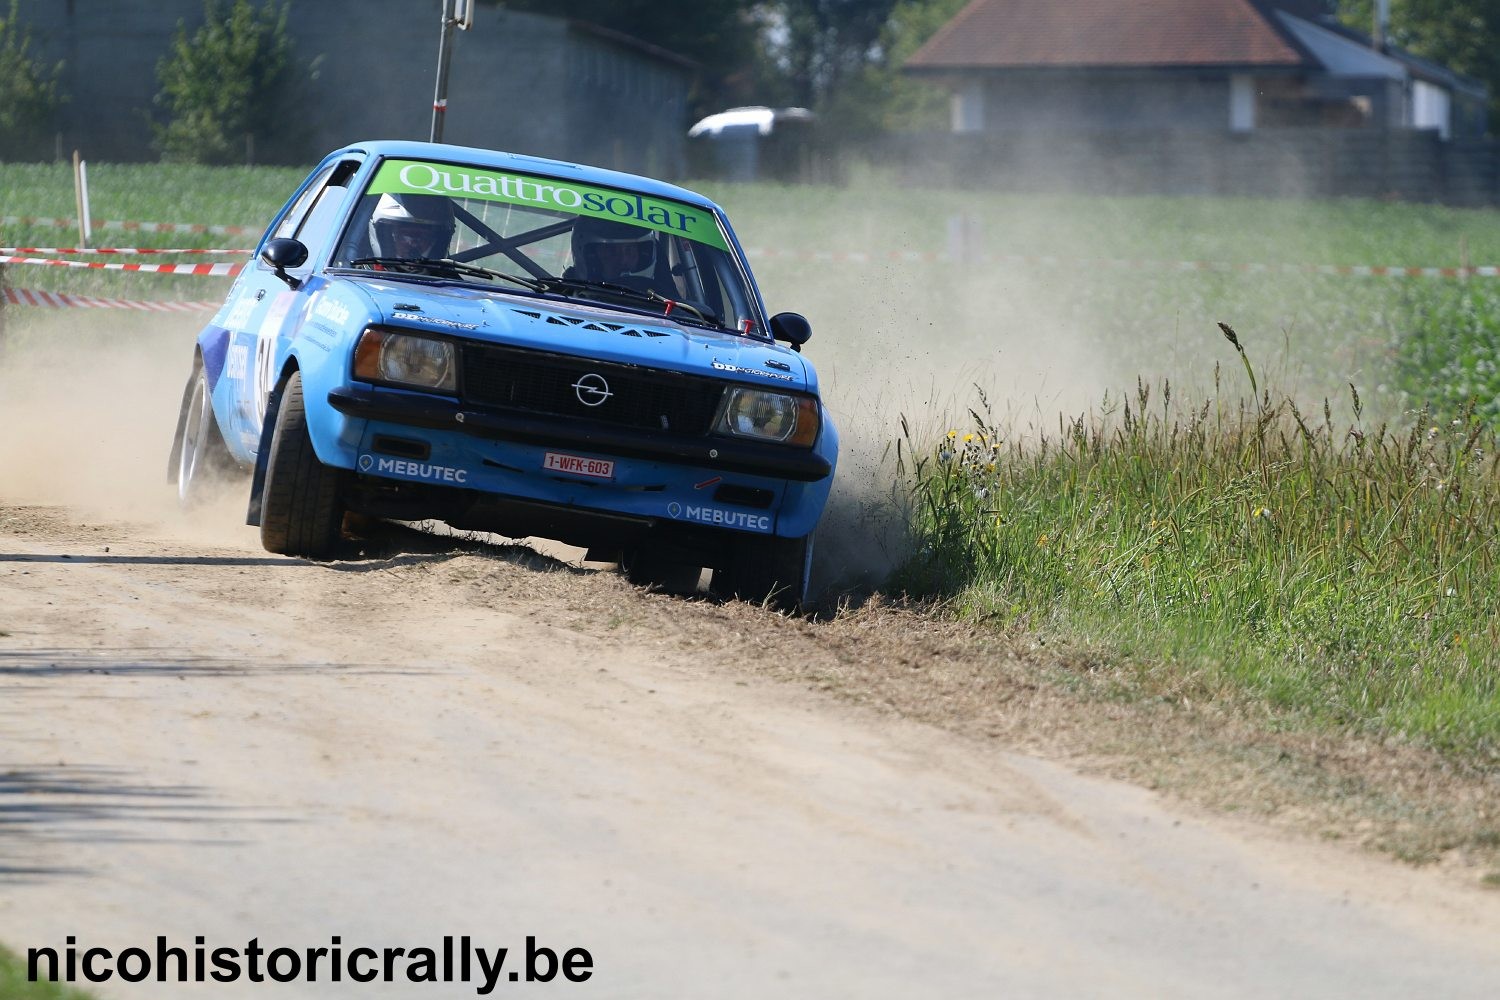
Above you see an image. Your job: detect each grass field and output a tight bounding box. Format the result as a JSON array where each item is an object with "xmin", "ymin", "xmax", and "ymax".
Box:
[
  {"xmin": 0, "ymin": 946, "xmax": 95, "ymax": 999},
  {"xmin": 4, "ymin": 159, "xmax": 1499, "ymax": 763}
]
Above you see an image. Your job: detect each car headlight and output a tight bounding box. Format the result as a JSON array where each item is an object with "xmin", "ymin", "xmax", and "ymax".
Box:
[
  {"xmin": 715, "ymin": 387, "xmax": 820, "ymax": 447},
  {"xmin": 353, "ymin": 327, "xmax": 456, "ymax": 393}
]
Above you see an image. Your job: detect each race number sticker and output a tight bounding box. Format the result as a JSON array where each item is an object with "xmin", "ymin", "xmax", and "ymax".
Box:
[{"xmin": 255, "ymin": 291, "xmax": 297, "ymax": 422}]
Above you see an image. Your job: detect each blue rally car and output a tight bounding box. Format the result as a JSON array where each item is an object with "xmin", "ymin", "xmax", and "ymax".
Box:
[{"xmin": 169, "ymin": 140, "xmax": 837, "ymax": 609}]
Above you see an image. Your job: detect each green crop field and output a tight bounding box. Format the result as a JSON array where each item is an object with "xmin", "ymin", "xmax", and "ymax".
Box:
[
  {"xmin": 0, "ymin": 945, "xmax": 95, "ymax": 999},
  {"xmin": 4, "ymin": 159, "xmax": 1499, "ymax": 761}
]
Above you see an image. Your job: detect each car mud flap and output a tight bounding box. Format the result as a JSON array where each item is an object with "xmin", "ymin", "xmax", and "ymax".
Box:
[{"xmin": 245, "ymin": 376, "xmax": 287, "ymax": 527}]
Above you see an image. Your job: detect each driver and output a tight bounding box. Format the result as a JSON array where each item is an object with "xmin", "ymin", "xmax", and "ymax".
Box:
[
  {"xmin": 368, "ymin": 193, "xmax": 456, "ymax": 260},
  {"xmin": 570, "ymin": 217, "xmax": 661, "ymax": 291}
]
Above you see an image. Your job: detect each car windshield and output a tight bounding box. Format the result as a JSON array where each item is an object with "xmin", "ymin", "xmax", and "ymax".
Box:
[{"xmin": 330, "ymin": 158, "xmax": 765, "ymax": 336}]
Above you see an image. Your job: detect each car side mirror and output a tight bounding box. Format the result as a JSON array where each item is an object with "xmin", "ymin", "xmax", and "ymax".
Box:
[
  {"xmin": 262, "ymin": 237, "xmax": 308, "ymax": 290},
  {"xmin": 769, "ymin": 312, "xmax": 812, "ymax": 352}
]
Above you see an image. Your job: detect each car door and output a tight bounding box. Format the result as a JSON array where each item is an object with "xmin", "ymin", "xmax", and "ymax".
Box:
[{"xmin": 220, "ymin": 157, "xmax": 362, "ymax": 456}]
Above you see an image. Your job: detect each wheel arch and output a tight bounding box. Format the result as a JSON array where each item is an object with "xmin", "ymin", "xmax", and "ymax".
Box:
[{"xmin": 245, "ymin": 355, "xmax": 302, "ymax": 527}]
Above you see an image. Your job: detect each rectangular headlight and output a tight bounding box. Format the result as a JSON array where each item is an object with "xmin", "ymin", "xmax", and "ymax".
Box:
[
  {"xmin": 353, "ymin": 327, "xmax": 456, "ymax": 393},
  {"xmin": 715, "ymin": 387, "xmax": 820, "ymax": 447}
]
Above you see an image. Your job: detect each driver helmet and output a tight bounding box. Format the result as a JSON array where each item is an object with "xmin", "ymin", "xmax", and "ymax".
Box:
[
  {"xmin": 572, "ymin": 217, "xmax": 657, "ymax": 281},
  {"xmin": 368, "ymin": 193, "xmax": 455, "ymax": 259}
]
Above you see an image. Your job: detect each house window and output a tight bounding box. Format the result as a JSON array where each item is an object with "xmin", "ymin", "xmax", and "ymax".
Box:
[
  {"xmin": 1412, "ymin": 81, "xmax": 1450, "ymax": 139},
  {"xmin": 1230, "ymin": 75, "xmax": 1256, "ymax": 133},
  {"xmin": 952, "ymin": 81, "xmax": 984, "ymax": 133}
]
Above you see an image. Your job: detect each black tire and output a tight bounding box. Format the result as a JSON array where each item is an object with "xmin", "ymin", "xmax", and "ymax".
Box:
[
  {"xmin": 259, "ymin": 371, "xmax": 345, "ymax": 558},
  {"xmin": 621, "ymin": 549, "xmax": 704, "ymax": 595},
  {"xmin": 173, "ymin": 364, "xmax": 238, "ymax": 508},
  {"xmin": 712, "ymin": 533, "xmax": 813, "ymax": 612}
]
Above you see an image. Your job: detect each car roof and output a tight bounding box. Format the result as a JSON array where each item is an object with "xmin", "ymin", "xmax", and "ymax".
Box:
[{"xmin": 334, "ymin": 139, "xmax": 723, "ymax": 214}]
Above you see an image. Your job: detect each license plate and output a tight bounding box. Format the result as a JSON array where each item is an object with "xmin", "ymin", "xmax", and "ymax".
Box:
[{"xmin": 542, "ymin": 451, "xmax": 615, "ymax": 480}]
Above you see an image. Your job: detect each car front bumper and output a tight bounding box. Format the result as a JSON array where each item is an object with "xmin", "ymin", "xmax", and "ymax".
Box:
[
  {"xmin": 322, "ymin": 385, "xmax": 835, "ymax": 543},
  {"xmin": 326, "ymin": 385, "xmax": 832, "ymax": 483}
]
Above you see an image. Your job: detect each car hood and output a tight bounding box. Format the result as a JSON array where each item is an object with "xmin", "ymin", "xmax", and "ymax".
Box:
[{"xmin": 344, "ymin": 278, "xmax": 814, "ymax": 393}]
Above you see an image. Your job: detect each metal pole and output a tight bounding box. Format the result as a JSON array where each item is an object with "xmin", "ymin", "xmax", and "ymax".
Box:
[{"xmin": 430, "ymin": 0, "xmax": 456, "ymax": 143}]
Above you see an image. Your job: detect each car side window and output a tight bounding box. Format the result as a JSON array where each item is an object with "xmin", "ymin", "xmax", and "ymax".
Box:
[
  {"xmin": 272, "ymin": 163, "xmax": 338, "ymax": 241},
  {"xmin": 295, "ymin": 164, "xmax": 361, "ymax": 253},
  {"xmin": 272, "ymin": 160, "xmax": 360, "ymax": 258}
]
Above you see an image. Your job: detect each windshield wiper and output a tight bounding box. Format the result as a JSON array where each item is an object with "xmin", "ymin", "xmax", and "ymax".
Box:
[
  {"xmin": 536, "ymin": 276, "xmax": 721, "ymax": 327},
  {"xmin": 643, "ymin": 287, "xmax": 717, "ymax": 326},
  {"xmin": 349, "ymin": 257, "xmax": 543, "ymax": 290}
]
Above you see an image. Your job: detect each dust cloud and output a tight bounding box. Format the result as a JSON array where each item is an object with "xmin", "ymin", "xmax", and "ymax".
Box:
[
  {"xmin": 1, "ymin": 179, "xmax": 1278, "ymax": 599},
  {"xmin": 0, "ymin": 307, "xmax": 254, "ymax": 547},
  {"xmin": 751, "ymin": 195, "xmax": 1225, "ymax": 599}
]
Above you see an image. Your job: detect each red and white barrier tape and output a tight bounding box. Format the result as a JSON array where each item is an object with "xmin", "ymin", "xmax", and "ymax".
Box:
[
  {"xmin": 5, "ymin": 211, "xmax": 1496, "ymax": 277},
  {"xmin": 981, "ymin": 253, "xmax": 1500, "ymax": 278},
  {"xmin": 1, "ymin": 216, "xmax": 259, "ymax": 237},
  {"xmin": 0, "ymin": 246, "xmax": 253, "ymax": 255},
  {"xmin": 0, "ymin": 255, "xmax": 241, "ymax": 276},
  {"xmin": 745, "ymin": 247, "xmax": 1500, "ymax": 277},
  {"xmin": 3, "ymin": 287, "xmax": 217, "ymax": 312},
  {"xmin": 745, "ymin": 248, "xmax": 947, "ymax": 264}
]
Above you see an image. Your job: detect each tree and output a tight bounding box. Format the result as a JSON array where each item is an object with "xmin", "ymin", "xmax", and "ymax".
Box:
[
  {"xmin": 0, "ymin": 0, "xmax": 63, "ymax": 160},
  {"xmin": 496, "ymin": 0, "xmax": 757, "ymax": 117},
  {"xmin": 754, "ymin": 0, "xmax": 969, "ymax": 136},
  {"xmin": 841, "ymin": 0, "xmax": 973, "ymax": 131},
  {"xmin": 1337, "ymin": 0, "xmax": 1500, "ymax": 128},
  {"xmin": 756, "ymin": 0, "xmax": 901, "ymax": 111},
  {"xmin": 495, "ymin": 0, "xmax": 966, "ymax": 134},
  {"xmin": 153, "ymin": 0, "xmax": 293, "ymax": 164}
]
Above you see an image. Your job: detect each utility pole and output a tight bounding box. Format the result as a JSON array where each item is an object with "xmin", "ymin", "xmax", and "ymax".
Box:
[{"xmin": 430, "ymin": 0, "xmax": 475, "ymax": 143}]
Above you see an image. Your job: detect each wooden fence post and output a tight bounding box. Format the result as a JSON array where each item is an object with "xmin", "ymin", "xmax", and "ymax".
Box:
[
  {"xmin": 946, "ymin": 213, "xmax": 983, "ymax": 265},
  {"xmin": 0, "ymin": 263, "xmax": 8, "ymax": 357}
]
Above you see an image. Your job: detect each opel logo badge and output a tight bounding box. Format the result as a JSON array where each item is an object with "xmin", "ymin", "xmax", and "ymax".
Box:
[{"xmin": 572, "ymin": 373, "xmax": 612, "ymax": 407}]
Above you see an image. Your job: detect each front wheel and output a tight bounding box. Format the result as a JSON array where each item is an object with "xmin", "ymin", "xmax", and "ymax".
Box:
[
  {"xmin": 712, "ymin": 533, "xmax": 813, "ymax": 613},
  {"xmin": 173, "ymin": 364, "xmax": 238, "ymax": 508},
  {"xmin": 621, "ymin": 549, "xmax": 704, "ymax": 595},
  {"xmin": 259, "ymin": 371, "xmax": 345, "ymax": 558}
]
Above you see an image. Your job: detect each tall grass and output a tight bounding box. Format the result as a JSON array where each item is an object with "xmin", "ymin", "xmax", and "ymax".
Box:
[
  {"xmin": 896, "ymin": 324, "xmax": 1500, "ymax": 758},
  {"xmin": 1392, "ymin": 281, "xmax": 1500, "ymax": 425},
  {"xmin": 0, "ymin": 945, "xmax": 96, "ymax": 999}
]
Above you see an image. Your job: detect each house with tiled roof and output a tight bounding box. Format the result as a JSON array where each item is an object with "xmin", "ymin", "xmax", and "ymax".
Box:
[{"xmin": 905, "ymin": 0, "xmax": 1486, "ymax": 140}]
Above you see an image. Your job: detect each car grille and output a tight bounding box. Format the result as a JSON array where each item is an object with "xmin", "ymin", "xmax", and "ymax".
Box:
[{"xmin": 460, "ymin": 345, "xmax": 725, "ymax": 434}]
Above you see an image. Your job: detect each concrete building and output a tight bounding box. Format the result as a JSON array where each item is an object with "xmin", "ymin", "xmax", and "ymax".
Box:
[
  {"xmin": 905, "ymin": 0, "xmax": 1487, "ymax": 141},
  {"xmin": 8, "ymin": 0, "xmax": 696, "ymax": 174}
]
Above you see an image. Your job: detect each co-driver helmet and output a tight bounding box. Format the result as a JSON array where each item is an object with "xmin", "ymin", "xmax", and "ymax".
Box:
[{"xmin": 571, "ymin": 217, "xmax": 657, "ymax": 281}]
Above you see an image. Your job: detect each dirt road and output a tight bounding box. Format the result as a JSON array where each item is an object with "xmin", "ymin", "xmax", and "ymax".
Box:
[
  {"xmin": 2, "ymin": 497, "xmax": 1500, "ymax": 999},
  {"xmin": 1, "ymin": 311, "xmax": 1497, "ymax": 997}
]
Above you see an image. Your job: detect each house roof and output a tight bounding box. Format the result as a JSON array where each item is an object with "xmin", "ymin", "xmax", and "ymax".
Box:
[
  {"xmin": 1290, "ymin": 13, "xmax": 1490, "ymax": 97},
  {"xmin": 1274, "ymin": 10, "xmax": 1405, "ymax": 81},
  {"xmin": 906, "ymin": 0, "xmax": 1309, "ymax": 72}
]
